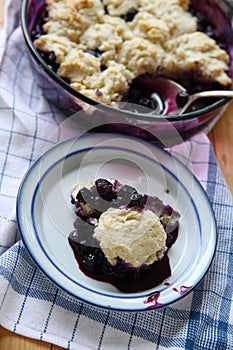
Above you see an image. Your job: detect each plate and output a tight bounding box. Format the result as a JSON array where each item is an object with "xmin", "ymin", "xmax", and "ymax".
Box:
[{"xmin": 16, "ymin": 133, "xmax": 216, "ymax": 311}]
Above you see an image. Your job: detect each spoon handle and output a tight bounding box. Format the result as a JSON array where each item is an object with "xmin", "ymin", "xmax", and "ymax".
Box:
[{"xmin": 179, "ymin": 90, "xmax": 233, "ymax": 114}]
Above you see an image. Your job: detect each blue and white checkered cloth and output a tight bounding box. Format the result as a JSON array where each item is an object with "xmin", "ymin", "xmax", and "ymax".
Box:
[{"xmin": 0, "ymin": 1, "xmax": 233, "ymax": 349}]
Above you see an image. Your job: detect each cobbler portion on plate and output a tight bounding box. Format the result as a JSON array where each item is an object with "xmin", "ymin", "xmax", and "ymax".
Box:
[
  {"xmin": 31, "ymin": 0, "xmax": 232, "ymax": 113},
  {"xmin": 68, "ymin": 178, "xmax": 180, "ymax": 292}
]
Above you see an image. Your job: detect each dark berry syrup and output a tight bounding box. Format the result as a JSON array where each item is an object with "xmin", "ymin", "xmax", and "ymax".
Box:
[{"xmin": 68, "ymin": 179, "xmax": 180, "ymax": 293}]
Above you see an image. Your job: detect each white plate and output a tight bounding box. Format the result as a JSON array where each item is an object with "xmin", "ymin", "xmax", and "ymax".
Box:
[{"xmin": 17, "ymin": 133, "xmax": 216, "ymax": 311}]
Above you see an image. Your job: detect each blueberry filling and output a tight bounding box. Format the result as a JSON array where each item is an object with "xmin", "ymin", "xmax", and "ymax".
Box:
[
  {"xmin": 122, "ymin": 80, "xmax": 165, "ymax": 112},
  {"xmin": 190, "ymin": 7, "xmax": 217, "ymax": 39},
  {"xmin": 30, "ymin": 5, "xmax": 48, "ymax": 41},
  {"xmin": 38, "ymin": 50, "xmax": 60, "ymax": 72},
  {"xmin": 189, "ymin": 5, "xmax": 226, "ymax": 50},
  {"xmin": 68, "ymin": 179, "xmax": 180, "ymax": 292}
]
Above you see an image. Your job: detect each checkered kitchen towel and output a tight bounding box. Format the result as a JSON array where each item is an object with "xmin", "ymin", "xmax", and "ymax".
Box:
[{"xmin": 0, "ymin": 1, "xmax": 233, "ymax": 349}]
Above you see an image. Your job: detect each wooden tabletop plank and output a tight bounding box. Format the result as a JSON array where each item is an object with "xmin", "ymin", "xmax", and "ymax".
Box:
[
  {"xmin": 209, "ymin": 101, "xmax": 233, "ymax": 194},
  {"xmin": 0, "ymin": 326, "xmax": 52, "ymax": 350},
  {"xmin": 0, "ymin": 0, "xmax": 4, "ymax": 27}
]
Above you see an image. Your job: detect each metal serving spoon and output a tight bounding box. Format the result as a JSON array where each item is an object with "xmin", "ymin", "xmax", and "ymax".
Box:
[{"xmin": 151, "ymin": 77, "xmax": 233, "ymax": 115}]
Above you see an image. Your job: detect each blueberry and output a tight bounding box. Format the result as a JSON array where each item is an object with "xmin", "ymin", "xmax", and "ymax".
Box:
[
  {"xmin": 77, "ymin": 183, "xmax": 113, "ymax": 213},
  {"xmin": 176, "ymin": 91, "xmax": 189, "ymax": 108},
  {"xmin": 76, "ymin": 187, "xmax": 100, "ymax": 213},
  {"xmin": 71, "ymin": 217, "xmax": 96, "ymax": 241},
  {"xmin": 76, "ymin": 187, "xmax": 92, "ymax": 203},
  {"xmin": 69, "ymin": 229, "xmax": 87, "ymax": 245},
  {"xmin": 70, "ymin": 240, "xmax": 87, "ymax": 258},
  {"xmin": 128, "ymin": 193, "xmax": 146, "ymax": 208},
  {"xmin": 127, "ymin": 85, "xmax": 143, "ymax": 103},
  {"xmin": 95, "ymin": 178, "xmax": 116, "ymax": 201},
  {"xmin": 218, "ymin": 42, "xmax": 227, "ymax": 50},
  {"xmin": 31, "ymin": 29, "xmax": 42, "ymax": 40},
  {"xmin": 138, "ymin": 97, "xmax": 152, "ymax": 108},
  {"xmin": 114, "ymin": 262, "xmax": 128, "ymax": 277},
  {"xmin": 101, "ymin": 262, "xmax": 115, "ymax": 275},
  {"xmin": 94, "ymin": 248, "xmax": 107, "ymax": 266},
  {"xmin": 82, "ymin": 253, "xmax": 96, "ymax": 271},
  {"xmin": 100, "ymin": 64, "xmax": 107, "ymax": 71},
  {"xmin": 122, "ymin": 9, "xmax": 138, "ymax": 22},
  {"xmin": 125, "ymin": 79, "xmax": 163, "ymax": 111},
  {"xmin": 47, "ymin": 51, "xmax": 57, "ymax": 63},
  {"xmin": 39, "ymin": 50, "xmax": 60, "ymax": 72},
  {"xmin": 114, "ymin": 185, "xmax": 137, "ymax": 206},
  {"xmin": 205, "ymin": 25, "xmax": 215, "ymax": 39}
]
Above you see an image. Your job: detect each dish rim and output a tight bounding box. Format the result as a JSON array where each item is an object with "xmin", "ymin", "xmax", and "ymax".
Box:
[
  {"xmin": 16, "ymin": 133, "xmax": 217, "ymax": 311},
  {"xmin": 19, "ymin": 0, "xmax": 230, "ymax": 121}
]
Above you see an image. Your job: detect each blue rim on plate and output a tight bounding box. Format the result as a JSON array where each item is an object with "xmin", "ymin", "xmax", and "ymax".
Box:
[{"xmin": 16, "ymin": 133, "xmax": 217, "ymax": 311}]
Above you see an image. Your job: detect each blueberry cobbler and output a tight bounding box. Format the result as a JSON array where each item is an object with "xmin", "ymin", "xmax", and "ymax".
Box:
[
  {"xmin": 32, "ymin": 0, "xmax": 232, "ymax": 113},
  {"xmin": 68, "ymin": 178, "xmax": 180, "ymax": 292}
]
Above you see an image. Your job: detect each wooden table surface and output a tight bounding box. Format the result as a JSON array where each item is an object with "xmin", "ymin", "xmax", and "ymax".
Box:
[{"xmin": 0, "ymin": 3, "xmax": 232, "ymax": 350}]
